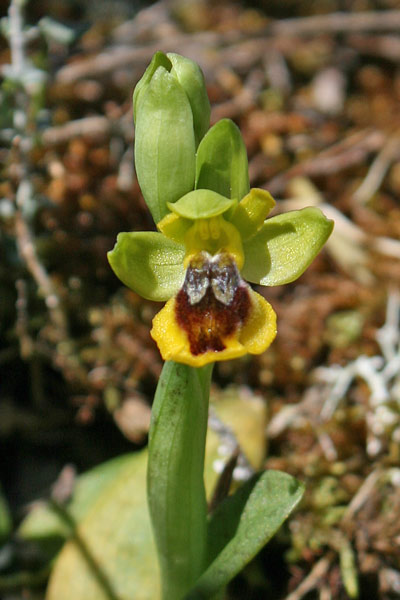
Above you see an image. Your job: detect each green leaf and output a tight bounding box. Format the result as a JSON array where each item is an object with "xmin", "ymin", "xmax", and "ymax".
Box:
[
  {"xmin": 168, "ymin": 53, "xmax": 210, "ymax": 148},
  {"xmin": 148, "ymin": 362, "xmax": 213, "ymax": 599},
  {"xmin": 339, "ymin": 539, "xmax": 359, "ymax": 599},
  {"xmin": 242, "ymin": 207, "xmax": 334, "ymax": 286},
  {"xmin": 46, "ymin": 450, "xmax": 160, "ymax": 600},
  {"xmin": 108, "ymin": 232, "xmax": 185, "ymax": 302},
  {"xmin": 167, "ymin": 190, "xmax": 235, "ymax": 220},
  {"xmin": 19, "ymin": 454, "xmax": 135, "ymax": 549},
  {"xmin": 195, "ymin": 119, "xmax": 250, "ymax": 201},
  {"xmin": 186, "ymin": 471, "xmax": 305, "ymax": 599},
  {"xmin": 134, "ymin": 66, "xmax": 196, "ymax": 224}
]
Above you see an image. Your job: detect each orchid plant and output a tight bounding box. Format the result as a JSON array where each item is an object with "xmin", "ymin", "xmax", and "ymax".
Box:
[{"xmin": 108, "ymin": 52, "xmax": 333, "ymax": 600}]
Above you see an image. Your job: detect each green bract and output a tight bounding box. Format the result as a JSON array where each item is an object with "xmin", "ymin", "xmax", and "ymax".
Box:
[
  {"xmin": 133, "ymin": 51, "xmax": 210, "ymax": 224},
  {"xmin": 196, "ymin": 119, "xmax": 250, "ymax": 201}
]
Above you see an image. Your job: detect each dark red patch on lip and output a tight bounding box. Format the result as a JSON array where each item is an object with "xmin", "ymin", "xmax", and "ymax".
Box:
[{"xmin": 175, "ymin": 285, "xmax": 250, "ymax": 356}]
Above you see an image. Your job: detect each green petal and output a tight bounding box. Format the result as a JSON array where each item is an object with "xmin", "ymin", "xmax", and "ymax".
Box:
[
  {"xmin": 168, "ymin": 53, "xmax": 210, "ymax": 148},
  {"xmin": 134, "ymin": 67, "xmax": 196, "ymax": 224},
  {"xmin": 230, "ymin": 188, "xmax": 276, "ymax": 240},
  {"xmin": 242, "ymin": 207, "xmax": 334, "ymax": 286},
  {"xmin": 157, "ymin": 212, "xmax": 192, "ymax": 243},
  {"xmin": 167, "ymin": 189, "xmax": 236, "ymax": 220},
  {"xmin": 195, "ymin": 119, "xmax": 250, "ymax": 201},
  {"xmin": 108, "ymin": 232, "xmax": 185, "ymax": 301}
]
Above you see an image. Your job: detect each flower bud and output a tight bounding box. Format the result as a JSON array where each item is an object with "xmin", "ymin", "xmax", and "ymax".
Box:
[{"xmin": 133, "ymin": 52, "xmax": 210, "ymax": 224}]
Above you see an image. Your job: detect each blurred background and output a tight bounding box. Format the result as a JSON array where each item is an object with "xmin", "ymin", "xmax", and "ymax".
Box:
[{"xmin": 1, "ymin": 0, "xmax": 400, "ymax": 598}]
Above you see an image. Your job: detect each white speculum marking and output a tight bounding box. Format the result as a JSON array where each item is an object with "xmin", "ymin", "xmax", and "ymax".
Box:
[{"xmin": 183, "ymin": 252, "xmax": 242, "ymax": 306}]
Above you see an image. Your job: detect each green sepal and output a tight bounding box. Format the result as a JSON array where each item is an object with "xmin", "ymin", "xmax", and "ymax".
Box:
[
  {"xmin": 195, "ymin": 119, "xmax": 250, "ymax": 201},
  {"xmin": 107, "ymin": 232, "xmax": 185, "ymax": 302},
  {"xmin": 168, "ymin": 53, "xmax": 210, "ymax": 148},
  {"xmin": 230, "ymin": 188, "xmax": 276, "ymax": 240},
  {"xmin": 186, "ymin": 470, "xmax": 304, "ymax": 599},
  {"xmin": 167, "ymin": 189, "xmax": 236, "ymax": 220},
  {"xmin": 134, "ymin": 67, "xmax": 196, "ymax": 224},
  {"xmin": 132, "ymin": 51, "xmax": 172, "ymax": 123},
  {"xmin": 242, "ymin": 207, "xmax": 334, "ymax": 286}
]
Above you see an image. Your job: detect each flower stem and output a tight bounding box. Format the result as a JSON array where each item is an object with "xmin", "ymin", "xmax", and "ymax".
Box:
[{"xmin": 147, "ymin": 361, "xmax": 213, "ymax": 599}]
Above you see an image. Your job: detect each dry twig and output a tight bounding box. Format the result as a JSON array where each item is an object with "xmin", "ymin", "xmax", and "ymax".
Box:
[
  {"xmin": 284, "ymin": 553, "xmax": 334, "ymax": 600},
  {"xmin": 266, "ymin": 129, "xmax": 386, "ymax": 195},
  {"xmin": 270, "ymin": 10, "xmax": 400, "ymax": 36},
  {"xmin": 353, "ymin": 137, "xmax": 400, "ymax": 204}
]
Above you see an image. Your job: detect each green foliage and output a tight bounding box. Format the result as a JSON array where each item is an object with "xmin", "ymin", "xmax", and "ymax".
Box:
[
  {"xmin": 45, "ymin": 451, "xmax": 159, "ymax": 600},
  {"xmin": 19, "ymin": 455, "xmax": 136, "ymax": 547},
  {"xmin": 339, "ymin": 539, "xmax": 359, "ymax": 599},
  {"xmin": 186, "ymin": 471, "xmax": 304, "ymax": 599},
  {"xmin": 19, "ymin": 386, "xmax": 270, "ymax": 600}
]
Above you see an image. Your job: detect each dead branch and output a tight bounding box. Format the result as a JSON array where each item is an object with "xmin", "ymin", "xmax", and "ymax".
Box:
[
  {"xmin": 55, "ymin": 33, "xmax": 220, "ymax": 84},
  {"xmin": 270, "ymin": 10, "xmax": 400, "ymax": 36},
  {"xmin": 353, "ymin": 137, "xmax": 400, "ymax": 204},
  {"xmin": 348, "ymin": 34, "xmax": 400, "ymax": 61},
  {"xmin": 266, "ymin": 129, "xmax": 386, "ymax": 195},
  {"xmin": 284, "ymin": 553, "xmax": 334, "ymax": 600},
  {"xmin": 41, "ymin": 115, "xmax": 113, "ymax": 146},
  {"xmin": 15, "ymin": 205, "xmax": 68, "ymax": 338}
]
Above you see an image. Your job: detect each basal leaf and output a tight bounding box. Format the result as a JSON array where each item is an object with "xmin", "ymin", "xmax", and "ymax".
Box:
[
  {"xmin": 186, "ymin": 470, "xmax": 304, "ymax": 599},
  {"xmin": 242, "ymin": 207, "xmax": 334, "ymax": 286},
  {"xmin": 19, "ymin": 455, "xmax": 135, "ymax": 547},
  {"xmin": 108, "ymin": 232, "xmax": 185, "ymax": 302},
  {"xmin": 46, "ymin": 450, "xmax": 160, "ymax": 600}
]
